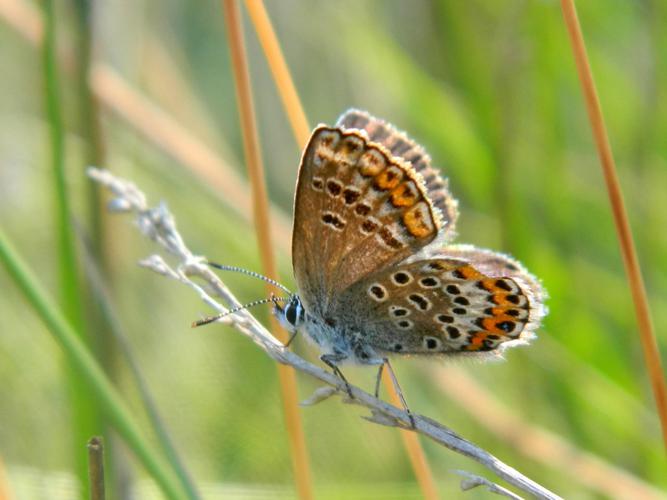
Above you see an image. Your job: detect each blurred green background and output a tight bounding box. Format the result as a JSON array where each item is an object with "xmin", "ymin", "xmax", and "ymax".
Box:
[{"xmin": 1, "ymin": 0, "xmax": 666, "ymax": 498}]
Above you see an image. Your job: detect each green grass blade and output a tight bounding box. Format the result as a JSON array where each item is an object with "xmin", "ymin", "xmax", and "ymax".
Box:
[
  {"xmin": 0, "ymin": 228, "xmax": 187, "ymax": 500},
  {"xmin": 41, "ymin": 2, "xmax": 100, "ymax": 495},
  {"xmin": 80, "ymin": 242, "xmax": 201, "ymax": 500},
  {"xmin": 67, "ymin": 0, "xmax": 200, "ymax": 496}
]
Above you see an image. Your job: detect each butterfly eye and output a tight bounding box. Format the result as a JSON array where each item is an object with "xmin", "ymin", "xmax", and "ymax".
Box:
[
  {"xmin": 284, "ymin": 297, "xmax": 304, "ymax": 327},
  {"xmin": 285, "ymin": 304, "xmax": 297, "ymax": 325}
]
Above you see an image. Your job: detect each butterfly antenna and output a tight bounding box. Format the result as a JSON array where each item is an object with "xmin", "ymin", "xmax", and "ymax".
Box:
[
  {"xmin": 192, "ymin": 296, "xmax": 288, "ymax": 328},
  {"xmin": 207, "ymin": 262, "xmax": 292, "ymax": 295}
]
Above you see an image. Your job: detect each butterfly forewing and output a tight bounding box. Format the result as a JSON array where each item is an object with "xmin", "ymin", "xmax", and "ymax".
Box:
[
  {"xmin": 291, "ymin": 126, "xmax": 442, "ymax": 313},
  {"xmin": 336, "ymin": 109, "xmax": 458, "ymax": 240},
  {"xmin": 335, "ymin": 245, "xmax": 545, "ymax": 355}
]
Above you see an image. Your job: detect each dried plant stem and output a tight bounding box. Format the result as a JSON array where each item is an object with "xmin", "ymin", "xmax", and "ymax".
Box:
[
  {"xmin": 243, "ymin": 0, "xmax": 310, "ymax": 147},
  {"xmin": 560, "ymin": 0, "xmax": 667, "ymax": 453},
  {"xmin": 87, "ymin": 437, "xmax": 106, "ymax": 500},
  {"xmin": 221, "ymin": 1, "xmax": 313, "ymax": 499},
  {"xmin": 88, "ymin": 167, "xmax": 561, "ymax": 500},
  {"xmin": 243, "ymin": 2, "xmax": 439, "ymax": 496}
]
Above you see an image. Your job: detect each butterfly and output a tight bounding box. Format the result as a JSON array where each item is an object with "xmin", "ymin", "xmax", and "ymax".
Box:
[{"xmin": 272, "ymin": 109, "xmax": 546, "ymax": 392}]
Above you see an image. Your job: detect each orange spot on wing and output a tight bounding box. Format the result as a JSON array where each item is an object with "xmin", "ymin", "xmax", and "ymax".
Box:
[
  {"xmin": 465, "ymin": 332, "xmax": 488, "ymax": 351},
  {"xmin": 402, "ymin": 202, "xmax": 435, "ymax": 238},
  {"xmin": 457, "ymin": 265, "xmax": 483, "ymax": 280},
  {"xmin": 340, "ymin": 136, "xmax": 363, "ymax": 154},
  {"xmin": 359, "ymin": 149, "xmax": 386, "ymax": 176},
  {"xmin": 491, "ymin": 293, "xmax": 516, "ymax": 306},
  {"xmin": 481, "ymin": 316, "xmax": 518, "ymax": 336},
  {"xmin": 493, "ymin": 314, "xmax": 517, "ymax": 324},
  {"xmin": 374, "ymin": 166, "xmax": 403, "ymax": 190},
  {"xmin": 479, "ymin": 279, "xmax": 497, "ymax": 291},
  {"xmin": 390, "ymin": 181, "xmax": 419, "ymax": 207},
  {"xmin": 480, "ymin": 318, "xmax": 497, "ymax": 332}
]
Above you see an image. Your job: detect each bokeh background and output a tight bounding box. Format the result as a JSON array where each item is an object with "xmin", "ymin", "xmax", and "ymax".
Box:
[{"xmin": 1, "ymin": 0, "xmax": 666, "ymax": 498}]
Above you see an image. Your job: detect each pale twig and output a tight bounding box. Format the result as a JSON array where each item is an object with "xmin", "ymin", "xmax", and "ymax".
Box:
[
  {"xmin": 454, "ymin": 470, "xmax": 523, "ymax": 500},
  {"xmin": 88, "ymin": 167, "xmax": 561, "ymax": 500}
]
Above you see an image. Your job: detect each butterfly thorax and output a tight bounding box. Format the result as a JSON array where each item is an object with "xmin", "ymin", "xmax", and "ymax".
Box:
[
  {"xmin": 275, "ymin": 294, "xmax": 383, "ymax": 365},
  {"xmin": 304, "ymin": 310, "xmax": 384, "ymax": 365}
]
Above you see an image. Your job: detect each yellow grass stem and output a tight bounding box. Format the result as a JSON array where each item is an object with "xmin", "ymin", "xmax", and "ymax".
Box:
[
  {"xmin": 243, "ymin": 1, "xmax": 439, "ymax": 496},
  {"xmin": 243, "ymin": 0, "xmax": 310, "ymax": 148},
  {"xmin": 221, "ymin": 1, "xmax": 314, "ymax": 498},
  {"xmin": 560, "ymin": 0, "xmax": 667, "ymax": 453}
]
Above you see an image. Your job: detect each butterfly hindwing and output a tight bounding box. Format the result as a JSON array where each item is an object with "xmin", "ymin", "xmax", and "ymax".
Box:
[{"xmin": 335, "ymin": 245, "xmax": 546, "ymax": 355}]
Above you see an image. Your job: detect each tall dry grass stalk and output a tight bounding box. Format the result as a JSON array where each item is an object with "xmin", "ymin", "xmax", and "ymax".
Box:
[
  {"xmin": 243, "ymin": 1, "xmax": 439, "ymax": 497},
  {"xmin": 221, "ymin": 1, "xmax": 314, "ymax": 498},
  {"xmin": 560, "ymin": 0, "xmax": 667, "ymax": 453},
  {"xmin": 243, "ymin": 0, "xmax": 310, "ymax": 148}
]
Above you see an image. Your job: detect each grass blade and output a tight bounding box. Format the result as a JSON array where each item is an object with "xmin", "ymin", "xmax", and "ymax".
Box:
[
  {"xmin": 41, "ymin": 2, "xmax": 100, "ymax": 496},
  {"xmin": 243, "ymin": 0, "xmax": 310, "ymax": 147},
  {"xmin": 0, "ymin": 228, "xmax": 187, "ymax": 500}
]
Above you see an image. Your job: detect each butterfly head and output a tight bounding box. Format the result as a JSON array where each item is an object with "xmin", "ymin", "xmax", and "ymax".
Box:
[{"xmin": 274, "ymin": 294, "xmax": 305, "ymax": 333}]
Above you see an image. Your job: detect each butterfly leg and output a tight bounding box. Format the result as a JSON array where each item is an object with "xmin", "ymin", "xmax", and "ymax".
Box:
[
  {"xmin": 382, "ymin": 358, "xmax": 415, "ymax": 429},
  {"xmin": 284, "ymin": 329, "xmax": 299, "ymax": 348},
  {"xmin": 320, "ymin": 353, "xmax": 354, "ymax": 398},
  {"xmin": 374, "ymin": 363, "xmax": 384, "ymax": 399}
]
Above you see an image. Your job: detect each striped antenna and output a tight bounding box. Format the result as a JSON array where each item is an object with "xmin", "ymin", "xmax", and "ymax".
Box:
[
  {"xmin": 192, "ymin": 296, "xmax": 288, "ymax": 328},
  {"xmin": 207, "ymin": 262, "xmax": 292, "ymax": 294}
]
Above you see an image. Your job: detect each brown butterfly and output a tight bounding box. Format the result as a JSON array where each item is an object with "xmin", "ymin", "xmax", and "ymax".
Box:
[
  {"xmin": 274, "ymin": 110, "xmax": 546, "ymax": 395},
  {"xmin": 201, "ymin": 110, "xmax": 546, "ymax": 413}
]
